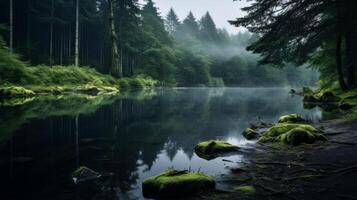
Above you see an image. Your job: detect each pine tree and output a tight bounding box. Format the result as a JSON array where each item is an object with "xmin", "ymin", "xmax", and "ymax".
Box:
[
  {"xmin": 181, "ymin": 12, "xmax": 199, "ymax": 38},
  {"xmin": 199, "ymin": 12, "xmax": 219, "ymax": 43},
  {"xmin": 165, "ymin": 8, "xmax": 180, "ymax": 35}
]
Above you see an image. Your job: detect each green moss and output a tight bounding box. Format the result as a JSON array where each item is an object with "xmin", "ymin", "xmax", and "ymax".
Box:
[
  {"xmin": 234, "ymin": 185, "xmax": 256, "ymax": 195},
  {"xmin": 195, "ymin": 140, "xmax": 239, "ymax": 159},
  {"xmin": 0, "ymin": 85, "xmax": 35, "ymax": 97},
  {"xmin": 278, "ymin": 114, "xmax": 307, "ymax": 123},
  {"xmin": 277, "ymin": 127, "xmax": 327, "ymax": 145},
  {"xmin": 259, "ymin": 123, "xmax": 323, "ymax": 144},
  {"xmin": 242, "ymin": 128, "xmax": 259, "ymax": 140},
  {"xmin": 142, "ymin": 169, "xmax": 215, "ymax": 198}
]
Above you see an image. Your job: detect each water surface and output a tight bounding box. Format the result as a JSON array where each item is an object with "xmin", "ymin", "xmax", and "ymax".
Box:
[{"xmin": 0, "ymin": 88, "xmax": 321, "ymax": 199}]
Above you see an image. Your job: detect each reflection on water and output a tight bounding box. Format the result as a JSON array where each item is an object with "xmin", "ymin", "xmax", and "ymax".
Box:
[{"xmin": 0, "ymin": 88, "xmax": 321, "ymax": 199}]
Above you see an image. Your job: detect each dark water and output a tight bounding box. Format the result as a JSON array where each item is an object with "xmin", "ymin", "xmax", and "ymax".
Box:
[{"xmin": 0, "ymin": 88, "xmax": 321, "ymax": 200}]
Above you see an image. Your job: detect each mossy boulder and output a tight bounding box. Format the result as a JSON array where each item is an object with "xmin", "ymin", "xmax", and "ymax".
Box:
[
  {"xmin": 259, "ymin": 123, "xmax": 325, "ymax": 145},
  {"xmin": 242, "ymin": 128, "xmax": 260, "ymax": 140},
  {"xmin": 142, "ymin": 169, "xmax": 215, "ymax": 198},
  {"xmin": 195, "ymin": 140, "xmax": 239, "ymax": 159},
  {"xmin": 72, "ymin": 166, "xmax": 102, "ymax": 184},
  {"xmin": 338, "ymin": 101, "xmax": 355, "ymax": 110},
  {"xmin": 0, "ymin": 86, "xmax": 35, "ymax": 97},
  {"xmin": 278, "ymin": 114, "xmax": 307, "ymax": 124},
  {"xmin": 277, "ymin": 127, "xmax": 327, "ymax": 145}
]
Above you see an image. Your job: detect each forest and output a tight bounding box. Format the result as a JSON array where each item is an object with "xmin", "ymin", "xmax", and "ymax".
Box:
[
  {"xmin": 1, "ymin": 0, "xmax": 357, "ymax": 200},
  {"xmin": 0, "ymin": 0, "xmax": 317, "ymax": 89}
]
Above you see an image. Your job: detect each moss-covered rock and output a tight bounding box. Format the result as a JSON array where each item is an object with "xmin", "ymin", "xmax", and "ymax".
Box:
[
  {"xmin": 0, "ymin": 86, "xmax": 35, "ymax": 97},
  {"xmin": 259, "ymin": 123, "xmax": 324, "ymax": 145},
  {"xmin": 195, "ymin": 140, "xmax": 239, "ymax": 159},
  {"xmin": 142, "ymin": 169, "xmax": 215, "ymax": 198},
  {"xmin": 242, "ymin": 128, "xmax": 260, "ymax": 140},
  {"xmin": 277, "ymin": 127, "xmax": 327, "ymax": 145},
  {"xmin": 278, "ymin": 114, "xmax": 307, "ymax": 123}
]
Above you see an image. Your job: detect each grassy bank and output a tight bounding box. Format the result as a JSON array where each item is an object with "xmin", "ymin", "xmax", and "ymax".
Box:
[{"xmin": 0, "ymin": 65, "xmax": 157, "ymax": 97}]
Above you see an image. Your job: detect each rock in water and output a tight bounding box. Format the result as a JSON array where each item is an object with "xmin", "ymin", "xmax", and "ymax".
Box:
[
  {"xmin": 242, "ymin": 128, "xmax": 260, "ymax": 140},
  {"xmin": 194, "ymin": 140, "xmax": 239, "ymax": 160},
  {"xmin": 142, "ymin": 169, "xmax": 215, "ymax": 198},
  {"xmin": 72, "ymin": 166, "xmax": 102, "ymax": 184},
  {"xmin": 278, "ymin": 114, "xmax": 307, "ymax": 123}
]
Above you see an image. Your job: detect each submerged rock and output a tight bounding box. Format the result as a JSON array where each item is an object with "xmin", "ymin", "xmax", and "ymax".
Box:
[
  {"xmin": 278, "ymin": 114, "xmax": 307, "ymax": 124},
  {"xmin": 242, "ymin": 128, "xmax": 260, "ymax": 140},
  {"xmin": 142, "ymin": 169, "xmax": 215, "ymax": 198},
  {"xmin": 195, "ymin": 140, "xmax": 239, "ymax": 160},
  {"xmin": 259, "ymin": 123, "xmax": 325, "ymax": 145},
  {"xmin": 72, "ymin": 166, "xmax": 102, "ymax": 184},
  {"xmin": 277, "ymin": 127, "xmax": 327, "ymax": 145}
]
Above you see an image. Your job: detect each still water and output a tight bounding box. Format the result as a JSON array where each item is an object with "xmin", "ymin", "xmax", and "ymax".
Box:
[{"xmin": 0, "ymin": 88, "xmax": 321, "ymax": 199}]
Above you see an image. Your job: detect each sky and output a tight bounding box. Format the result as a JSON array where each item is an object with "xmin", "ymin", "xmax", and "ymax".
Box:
[{"xmin": 138, "ymin": 0, "xmax": 250, "ymax": 34}]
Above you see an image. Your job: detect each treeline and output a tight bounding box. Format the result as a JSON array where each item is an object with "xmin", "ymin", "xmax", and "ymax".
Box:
[
  {"xmin": 0, "ymin": 0, "xmax": 317, "ymax": 86},
  {"xmin": 230, "ymin": 0, "xmax": 357, "ymax": 91}
]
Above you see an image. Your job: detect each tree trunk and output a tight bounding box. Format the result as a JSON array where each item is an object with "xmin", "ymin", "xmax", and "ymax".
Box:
[
  {"xmin": 9, "ymin": 0, "xmax": 13, "ymax": 53},
  {"xmin": 75, "ymin": 0, "xmax": 79, "ymax": 66},
  {"xmin": 344, "ymin": 0, "xmax": 355, "ymax": 88},
  {"xmin": 108, "ymin": 0, "xmax": 122, "ymax": 78},
  {"xmin": 49, "ymin": 0, "xmax": 54, "ymax": 67},
  {"xmin": 337, "ymin": 34, "xmax": 348, "ymax": 90}
]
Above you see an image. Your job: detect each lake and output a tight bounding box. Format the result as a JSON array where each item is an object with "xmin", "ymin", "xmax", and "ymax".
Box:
[{"xmin": 0, "ymin": 88, "xmax": 321, "ymax": 199}]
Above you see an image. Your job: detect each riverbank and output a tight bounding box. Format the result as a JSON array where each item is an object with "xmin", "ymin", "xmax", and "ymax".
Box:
[
  {"xmin": 206, "ymin": 118, "xmax": 357, "ymax": 200},
  {"xmin": 204, "ymin": 88, "xmax": 357, "ymax": 200},
  {"xmin": 0, "ymin": 65, "xmax": 157, "ymax": 98}
]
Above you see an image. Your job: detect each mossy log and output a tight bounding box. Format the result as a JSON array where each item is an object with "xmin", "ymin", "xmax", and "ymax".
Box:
[{"xmin": 142, "ymin": 169, "xmax": 215, "ymax": 198}]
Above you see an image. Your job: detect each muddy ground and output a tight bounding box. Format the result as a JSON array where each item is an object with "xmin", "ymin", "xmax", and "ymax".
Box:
[{"xmin": 203, "ymin": 119, "xmax": 357, "ymax": 200}]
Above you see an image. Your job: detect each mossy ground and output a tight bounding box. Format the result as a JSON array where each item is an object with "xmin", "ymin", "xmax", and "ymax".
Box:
[
  {"xmin": 195, "ymin": 140, "xmax": 239, "ymax": 159},
  {"xmin": 142, "ymin": 169, "xmax": 215, "ymax": 198}
]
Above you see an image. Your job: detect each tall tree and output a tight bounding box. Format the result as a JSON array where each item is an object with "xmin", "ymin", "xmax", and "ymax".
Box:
[
  {"xmin": 199, "ymin": 12, "xmax": 219, "ymax": 43},
  {"xmin": 75, "ymin": 0, "xmax": 79, "ymax": 66},
  {"xmin": 9, "ymin": 0, "xmax": 13, "ymax": 53},
  {"xmin": 181, "ymin": 12, "xmax": 199, "ymax": 38},
  {"xmin": 108, "ymin": 0, "xmax": 122, "ymax": 77},
  {"xmin": 165, "ymin": 8, "xmax": 180, "ymax": 35}
]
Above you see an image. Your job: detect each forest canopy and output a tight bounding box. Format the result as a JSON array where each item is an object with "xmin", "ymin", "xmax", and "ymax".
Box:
[{"xmin": 0, "ymin": 0, "xmax": 317, "ymax": 87}]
